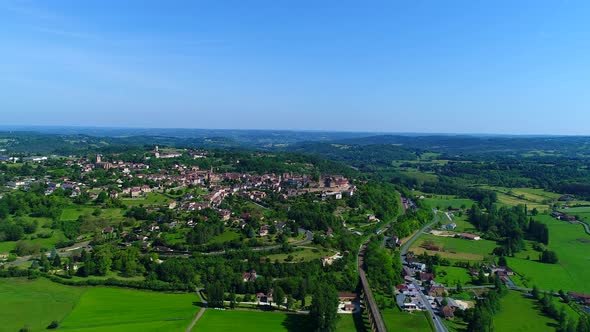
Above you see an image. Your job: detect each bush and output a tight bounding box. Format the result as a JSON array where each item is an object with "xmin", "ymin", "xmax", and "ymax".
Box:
[
  {"xmin": 540, "ymin": 250, "xmax": 559, "ymax": 264},
  {"xmin": 47, "ymin": 320, "xmax": 59, "ymax": 329}
]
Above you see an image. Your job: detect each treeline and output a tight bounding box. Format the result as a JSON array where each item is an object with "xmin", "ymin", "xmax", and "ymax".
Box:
[
  {"xmin": 531, "ymin": 286, "xmax": 590, "ymax": 332},
  {"xmin": 459, "ymin": 277, "xmax": 506, "ymax": 332},
  {"xmin": 363, "ymin": 237, "xmax": 402, "ymax": 295},
  {"xmin": 420, "ymin": 179, "xmax": 497, "ymax": 209},
  {"xmin": 469, "ymin": 205, "xmax": 550, "ymax": 255},
  {"xmin": 349, "ymin": 182, "xmax": 401, "ymax": 221},
  {"xmin": 288, "ymin": 200, "xmax": 339, "ymax": 231},
  {"xmin": 392, "ymin": 201, "xmax": 433, "ymax": 238},
  {"xmin": 0, "ymin": 183, "xmax": 69, "ymax": 220}
]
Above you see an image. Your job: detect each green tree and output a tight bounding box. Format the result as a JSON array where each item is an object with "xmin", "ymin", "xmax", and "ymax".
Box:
[
  {"xmin": 309, "ymin": 283, "xmax": 339, "ymax": 332},
  {"xmin": 274, "ymin": 286, "xmax": 285, "ymax": 309}
]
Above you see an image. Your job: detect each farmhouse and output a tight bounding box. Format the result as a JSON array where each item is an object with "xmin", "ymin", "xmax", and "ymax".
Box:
[
  {"xmin": 242, "ymin": 270, "xmax": 258, "ymax": 282},
  {"xmin": 568, "ymin": 292, "xmax": 590, "ymax": 304},
  {"xmin": 338, "ymin": 292, "xmax": 358, "ymax": 302},
  {"xmin": 442, "ymin": 306, "xmax": 455, "ymax": 320},
  {"xmin": 460, "ymin": 233, "xmax": 481, "ymax": 241}
]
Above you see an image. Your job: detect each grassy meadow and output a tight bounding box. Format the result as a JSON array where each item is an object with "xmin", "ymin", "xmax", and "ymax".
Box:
[
  {"xmin": 507, "ymin": 215, "xmax": 590, "ymax": 293},
  {"xmin": 493, "ymin": 291, "xmax": 557, "ymax": 332},
  {"xmin": 381, "ymin": 306, "xmax": 432, "ymax": 332},
  {"xmin": 0, "ymin": 277, "xmax": 200, "ymax": 332},
  {"xmin": 409, "ymin": 234, "xmax": 496, "ymax": 261},
  {"xmin": 195, "ymin": 310, "xmax": 310, "ymax": 332}
]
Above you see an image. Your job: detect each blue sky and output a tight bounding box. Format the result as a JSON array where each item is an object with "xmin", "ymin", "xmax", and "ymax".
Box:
[{"xmin": 1, "ymin": 0, "xmax": 589, "ymax": 134}]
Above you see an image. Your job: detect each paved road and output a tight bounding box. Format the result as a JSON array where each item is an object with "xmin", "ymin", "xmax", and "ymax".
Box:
[
  {"xmin": 411, "ymin": 280, "xmax": 448, "ymax": 332},
  {"xmin": 400, "ymin": 210, "xmax": 448, "ymax": 332},
  {"xmin": 401, "ymin": 209, "xmax": 439, "ymax": 258},
  {"xmin": 11, "ymin": 240, "xmax": 92, "ymax": 266}
]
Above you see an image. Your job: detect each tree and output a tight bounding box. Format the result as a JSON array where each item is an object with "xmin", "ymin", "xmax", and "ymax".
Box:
[
  {"xmin": 286, "ymin": 295, "xmax": 295, "ymax": 311},
  {"xmin": 309, "ymin": 283, "xmax": 339, "ymax": 332},
  {"xmin": 532, "ymin": 285, "xmax": 540, "ymax": 299},
  {"xmin": 541, "ymin": 250, "xmax": 559, "ymax": 264},
  {"xmin": 498, "ymin": 255, "xmax": 507, "ymax": 266},
  {"xmin": 274, "ymin": 286, "xmax": 285, "ymax": 309},
  {"xmin": 40, "ymin": 254, "xmax": 51, "ymax": 273},
  {"xmin": 47, "ymin": 320, "xmax": 59, "ymax": 329},
  {"xmin": 52, "ymin": 254, "xmax": 61, "ymax": 268},
  {"xmin": 206, "ymin": 281, "xmax": 225, "ymax": 308}
]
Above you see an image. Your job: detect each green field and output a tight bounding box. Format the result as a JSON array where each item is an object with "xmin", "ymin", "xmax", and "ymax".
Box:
[
  {"xmin": 435, "ymin": 266, "xmax": 473, "ymax": 286},
  {"xmin": 507, "ymin": 215, "xmax": 590, "ymax": 293},
  {"xmin": 449, "ymin": 215, "xmax": 478, "ymax": 233},
  {"xmin": 195, "ymin": 309, "xmax": 310, "ymax": 331},
  {"xmin": 381, "ymin": 307, "xmax": 433, "ymax": 332},
  {"xmin": 60, "ymin": 287, "xmax": 198, "ymax": 331},
  {"xmin": 0, "ymin": 216, "xmax": 67, "ymax": 254},
  {"xmin": 409, "ymin": 234, "xmax": 496, "ymax": 261},
  {"xmin": 207, "ymin": 230, "xmax": 240, "ymax": 244},
  {"xmin": 60, "ymin": 207, "xmax": 125, "ymax": 221},
  {"xmin": 265, "ymin": 247, "xmax": 335, "ymax": 263},
  {"xmin": 493, "ymin": 291, "xmax": 556, "ymax": 332},
  {"xmin": 422, "ymin": 196, "xmax": 476, "ymax": 210},
  {"xmin": 0, "ymin": 278, "xmax": 200, "ymax": 332},
  {"xmin": 121, "ymin": 192, "xmax": 171, "ymax": 206},
  {"xmin": 0, "ymin": 278, "xmax": 85, "ymax": 332}
]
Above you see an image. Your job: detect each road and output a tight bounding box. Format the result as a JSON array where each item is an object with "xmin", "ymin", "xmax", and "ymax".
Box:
[
  {"xmin": 10, "ymin": 240, "xmax": 92, "ymax": 266},
  {"xmin": 411, "ymin": 280, "xmax": 448, "ymax": 332},
  {"xmin": 401, "ymin": 209, "xmax": 439, "ymax": 258},
  {"xmin": 400, "ymin": 210, "xmax": 448, "ymax": 332},
  {"xmin": 186, "ymin": 288, "xmax": 208, "ymax": 332},
  {"xmin": 199, "ymin": 228, "xmax": 314, "ymax": 256}
]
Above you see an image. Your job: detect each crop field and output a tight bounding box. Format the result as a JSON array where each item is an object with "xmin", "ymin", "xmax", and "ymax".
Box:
[
  {"xmin": 194, "ymin": 309, "xmax": 310, "ymax": 332},
  {"xmin": 507, "ymin": 215, "xmax": 590, "ymax": 293},
  {"xmin": 59, "ymin": 286, "xmax": 199, "ymax": 331},
  {"xmin": 422, "ymin": 196, "xmax": 476, "ymax": 210},
  {"xmin": 0, "ymin": 277, "xmax": 200, "ymax": 332},
  {"xmin": 0, "ymin": 277, "xmax": 85, "ymax": 332},
  {"xmin": 493, "ymin": 291, "xmax": 556, "ymax": 332},
  {"xmin": 381, "ymin": 307, "xmax": 432, "ymax": 332},
  {"xmin": 409, "ymin": 234, "xmax": 496, "ymax": 261}
]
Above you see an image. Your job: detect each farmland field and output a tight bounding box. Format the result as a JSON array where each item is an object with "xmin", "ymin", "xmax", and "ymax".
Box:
[
  {"xmin": 60, "ymin": 286, "xmax": 199, "ymax": 331},
  {"xmin": 0, "ymin": 277, "xmax": 200, "ymax": 332},
  {"xmin": 493, "ymin": 291, "xmax": 556, "ymax": 332},
  {"xmin": 0, "ymin": 277, "xmax": 85, "ymax": 332},
  {"xmin": 381, "ymin": 307, "xmax": 432, "ymax": 332},
  {"xmin": 507, "ymin": 215, "xmax": 590, "ymax": 293},
  {"xmin": 422, "ymin": 196, "xmax": 476, "ymax": 210},
  {"xmin": 435, "ymin": 265, "xmax": 473, "ymax": 286},
  {"xmin": 194, "ymin": 309, "xmax": 310, "ymax": 331},
  {"xmin": 409, "ymin": 234, "xmax": 496, "ymax": 261}
]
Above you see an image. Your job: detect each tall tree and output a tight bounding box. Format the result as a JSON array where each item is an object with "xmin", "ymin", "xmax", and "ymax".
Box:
[{"xmin": 309, "ymin": 283, "xmax": 339, "ymax": 332}]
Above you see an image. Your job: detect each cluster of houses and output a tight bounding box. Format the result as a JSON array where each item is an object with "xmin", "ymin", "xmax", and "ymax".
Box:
[
  {"xmin": 551, "ymin": 211, "xmax": 577, "ymax": 222},
  {"xmin": 397, "ymin": 251, "xmax": 472, "ymax": 320}
]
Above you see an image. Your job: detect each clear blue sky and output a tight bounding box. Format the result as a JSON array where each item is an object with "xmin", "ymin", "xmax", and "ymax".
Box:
[{"xmin": 1, "ymin": 0, "xmax": 589, "ymax": 134}]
